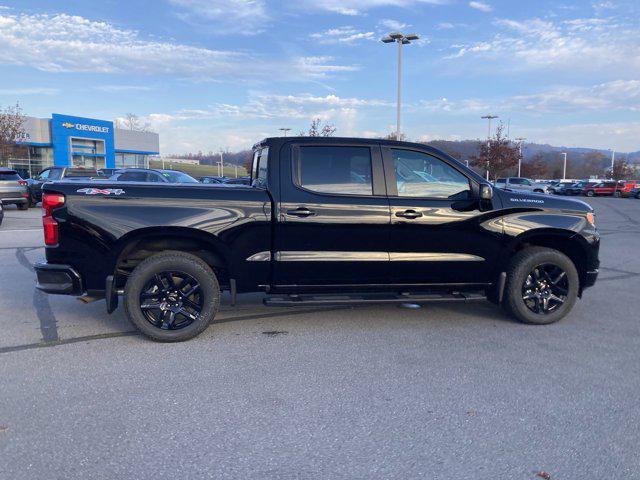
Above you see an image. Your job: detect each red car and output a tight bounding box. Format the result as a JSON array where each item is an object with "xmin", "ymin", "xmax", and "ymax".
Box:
[
  {"xmin": 582, "ymin": 181, "xmax": 620, "ymax": 197},
  {"xmin": 617, "ymin": 180, "xmax": 640, "ymax": 197}
]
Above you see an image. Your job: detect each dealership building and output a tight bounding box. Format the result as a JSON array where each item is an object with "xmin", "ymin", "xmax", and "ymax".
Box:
[{"xmin": 14, "ymin": 113, "xmax": 160, "ymax": 174}]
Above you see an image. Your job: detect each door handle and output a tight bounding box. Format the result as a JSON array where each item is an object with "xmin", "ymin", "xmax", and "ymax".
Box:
[
  {"xmin": 286, "ymin": 207, "xmax": 316, "ymax": 218},
  {"xmin": 395, "ymin": 209, "xmax": 423, "ymax": 219}
]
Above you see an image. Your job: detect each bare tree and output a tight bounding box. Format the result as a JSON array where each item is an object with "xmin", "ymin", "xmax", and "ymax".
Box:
[
  {"xmin": 0, "ymin": 103, "xmax": 27, "ymax": 164},
  {"xmin": 469, "ymin": 124, "xmax": 519, "ymax": 180},
  {"xmin": 116, "ymin": 113, "xmax": 151, "ymax": 132},
  {"xmin": 300, "ymin": 118, "xmax": 336, "ymax": 137},
  {"xmin": 384, "ymin": 132, "xmax": 407, "ymax": 141},
  {"xmin": 611, "ymin": 157, "xmax": 634, "ymax": 179}
]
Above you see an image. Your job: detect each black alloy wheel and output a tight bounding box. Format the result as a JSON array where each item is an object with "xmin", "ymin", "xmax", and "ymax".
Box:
[
  {"xmin": 139, "ymin": 271, "xmax": 204, "ymax": 330},
  {"xmin": 521, "ymin": 264, "xmax": 568, "ymax": 315},
  {"xmin": 124, "ymin": 251, "xmax": 220, "ymax": 342}
]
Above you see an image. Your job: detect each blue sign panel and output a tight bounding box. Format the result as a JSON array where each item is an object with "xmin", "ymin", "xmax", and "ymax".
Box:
[{"xmin": 51, "ymin": 114, "xmax": 115, "ymax": 168}]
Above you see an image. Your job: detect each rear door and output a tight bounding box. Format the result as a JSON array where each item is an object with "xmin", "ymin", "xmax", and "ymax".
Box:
[
  {"xmin": 383, "ymin": 146, "xmax": 502, "ymax": 285},
  {"xmin": 274, "ymin": 141, "xmax": 390, "ymax": 288}
]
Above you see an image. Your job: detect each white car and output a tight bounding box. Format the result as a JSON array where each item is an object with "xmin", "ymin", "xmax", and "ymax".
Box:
[{"xmin": 495, "ymin": 177, "xmax": 549, "ymax": 194}]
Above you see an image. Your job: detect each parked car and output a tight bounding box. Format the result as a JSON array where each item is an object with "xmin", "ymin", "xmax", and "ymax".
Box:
[
  {"xmin": 199, "ymin": 176, "xmax": 227, "ymax": 184},
  {"xmin": 495, "ymin": 177, "xmax": 549, "ymax": 194},
  {"xmin": 629, "ymin": 187, "xmax": 640, "ymax": 199},
  {"xmin": 582, "ymin": 181, "xmax": 620, "ymax": 197},
  {"xmin": 0, "ymin": 202, "xmax": 4, "ymax": 226},
  {"xmin": 560, "ymin": 181, "xmax": 594, "ymax": 196},
  {"xmin": 109, "ymin": 169, "xmax": 199, "ymax": 184},
  {"xmin": 223, "ymin": 176, "xmax": 251, "ymax": 185},
  {"xmin": 97, "ymin": 168, "xmax": 119, "ymax": 178},
  {"xmin": 27, "ymin": 166, "xmax": 99, "ymax": 205},
  {"xmin": 0, "ymin": 168, "xmax": 30, "ymax": 210},
  {"xmin": 35, "ymin": 137, "xmax": 600, "ymax": 342},
  {"xmin": 617, "ymin": 180, "xmax": 640, "ymax": 198},
  {"xmin": 548, "ymin": 180, "xmax": 576, "ymax": 194}
]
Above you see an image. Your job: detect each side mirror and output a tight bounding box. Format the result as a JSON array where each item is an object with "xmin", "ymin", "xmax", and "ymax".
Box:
[{"xmin": 480, "ymin": 184, "xmax": 493, "ymax": 200}]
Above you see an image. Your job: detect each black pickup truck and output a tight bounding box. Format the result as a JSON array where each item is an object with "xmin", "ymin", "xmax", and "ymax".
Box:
[{"xmin": 35, "ymin": 137, "xmax": 600, "ymax": 342}]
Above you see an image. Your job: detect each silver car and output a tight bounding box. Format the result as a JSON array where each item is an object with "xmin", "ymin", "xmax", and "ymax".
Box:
[
  {"xmin": 495, "ymin": 177, "xmax": 549, "ymax": 194},
  {"xmin": 0, "ymin": 168, "xmax": 29, "ymax": 210}
]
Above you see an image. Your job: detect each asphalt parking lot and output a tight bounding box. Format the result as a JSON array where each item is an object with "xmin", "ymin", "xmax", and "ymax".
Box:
[{"xmin": 1, "ymin": 198, "xmax": 639, "ymax": 479}]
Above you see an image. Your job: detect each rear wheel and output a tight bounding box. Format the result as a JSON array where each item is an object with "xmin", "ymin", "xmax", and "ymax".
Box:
[
  {"xmin": 17, "ymin": 202, "xmax": 28, "ymax": 211},
  {"xmin": 124, "ymin": 251, "xmax": 220, "ymax": 342},
  {"xmin": 503, "ymin": 247, "xmax": 579, "ymax": 325},
  {"xmin": 586, "ymin": 190, "xmax": 595, "ymax": 197},
  {"xmin": 614, "ymin": 191, "xmax": 622, "ymax": 198}
]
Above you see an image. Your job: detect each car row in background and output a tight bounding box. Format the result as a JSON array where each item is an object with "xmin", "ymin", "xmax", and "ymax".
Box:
[
  {"xmin": 552, "ymin": 180, "xmax": 640, "ymax": 198},
  {"xmin": 200, "ymin": 175, "xmax": 251, "ymax": 185},
  {"xmin": 495, "ymin": 177, "xmax": 551, "ymax": 194},
  {"xmin": 0, "ymin": 167, "xmax": 31, "ymax": 210}
]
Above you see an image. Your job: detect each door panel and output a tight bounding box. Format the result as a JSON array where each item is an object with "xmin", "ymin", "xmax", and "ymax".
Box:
[
  {"xmin": 383, "ymin": 147, "xmax": 503, "ymax": 285},
  {"xmin": 275, "ymin": 143, "xmax": 390, "ymax": 287}
]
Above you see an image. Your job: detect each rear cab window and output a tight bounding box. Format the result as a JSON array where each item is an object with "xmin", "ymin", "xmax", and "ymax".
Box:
[{"xmin": 252, "ymin": 147, "xmax": 269, "ymax": 188}]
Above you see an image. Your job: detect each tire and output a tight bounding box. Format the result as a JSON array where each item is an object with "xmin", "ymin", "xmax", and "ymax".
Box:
[
  {"xmin": 124, "ymin": 251, "xmax": 220, "ymax": 342},
  {"xmin": 586, "ymin": 190, "xmax": 595, "ymax": 197},
  {"xmin": 614, "ymin": 191, "xmax": 622, "ymax": 198},
  {"xmin": 503, "ymin": 247, "xmax": 579, "ymax": 325},
  {"xmin": 17, "ymin": 202, "xmax": 28, "ymax": 211},
  {"xmin": 533, "ymin": 189, "xmax": 544, "ymax": 193}
]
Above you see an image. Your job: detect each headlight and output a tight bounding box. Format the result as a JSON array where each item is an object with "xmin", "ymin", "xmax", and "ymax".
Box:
[{"xmin": 586, "ymin": 212, "xmax": 596, "ymax": 227}]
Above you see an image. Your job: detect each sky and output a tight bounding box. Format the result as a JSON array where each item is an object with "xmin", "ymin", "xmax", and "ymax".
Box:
[{"xmin": 0, "ymin": 0, "xmax": 638, "ymax": 154}]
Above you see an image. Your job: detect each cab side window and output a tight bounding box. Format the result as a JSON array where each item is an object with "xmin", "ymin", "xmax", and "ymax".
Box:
[
  {"xmin": 48, "ymin": 169, "xmax": 62, "ymax": 180},
  {"xmin": 392, "ymin": 149, "xmax": 470, "ymax": 199},
  {"xmin": 252, "ymin": 147, "xmax": 269, "ymax": 189},
  {"xmin": 38, "ymin": 170, "xmax": 50, "ymax": 180},
  {"xmin": 296, "ymin": 146, "xmax": 373, "ymax": 196}
]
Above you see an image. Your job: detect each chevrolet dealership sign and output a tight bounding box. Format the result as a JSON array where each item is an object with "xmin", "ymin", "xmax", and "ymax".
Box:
[{"xmin": 62, "ymin": 121, "xmax": 109, "ymax": 133}]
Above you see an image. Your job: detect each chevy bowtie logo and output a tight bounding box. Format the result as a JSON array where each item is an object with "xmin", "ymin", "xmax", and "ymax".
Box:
[{"xmin": 62, "ymin": 122, "xmax": 75, "ymax": 129}]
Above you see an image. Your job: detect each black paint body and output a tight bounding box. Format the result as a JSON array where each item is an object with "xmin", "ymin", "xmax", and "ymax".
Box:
[{"xmin": 38, "ymin": 137, "xmax": 600, "ymax": 298}]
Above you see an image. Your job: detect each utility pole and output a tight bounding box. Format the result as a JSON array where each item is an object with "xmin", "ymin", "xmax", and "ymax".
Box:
[
  {"xmin": 481, "ymin": 115, "xmax": 498, "ymax": 180},
  {"xmin": 382, "ymin": 32, "xmax": 420, "ymax": 139},
  {"xmin": 562, "ymin": 152, "xmax": 567, "ymax": 180},
  {"xmin": 219, "ymin": 150, "xmax": 224, "ymax": 177},
  {"xmin": 279, "ymin": 128, "xmax": 291, "ymax": 137},
  {"xmin": 515, "ymin": 137, "xmax": 526, "ymax": 177}
]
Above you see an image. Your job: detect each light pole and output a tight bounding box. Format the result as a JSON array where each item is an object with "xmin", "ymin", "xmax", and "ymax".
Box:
[
  {"xmin": 219, "ymin": 149, "xmax": 224, "ymax": 177},
  {"xmin": 481, "ymin": 115, "xmax": 498, "ymax": 180},
  {"xmin": 279, "ymin": 128, "xmax": 291, "ymax": 137},
  {"xmin": 561, "ymin": 152, "xmax": 567, "ymax": 180},
  {"xmin": 382, "ymin": 32, "xmax": 420, "ymax": 140},
  {"xmin": 611, "ymin": 149, "xmax": 616, "ymax": 179},
  {"xmin": 515, "ymin": 137, "xmax": 526, "ymax": 177}
]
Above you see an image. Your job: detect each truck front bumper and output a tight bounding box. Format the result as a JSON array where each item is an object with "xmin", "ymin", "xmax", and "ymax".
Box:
[{"xmin": 35, "ymin": 262, "xmax": 83, "ymax": 295}]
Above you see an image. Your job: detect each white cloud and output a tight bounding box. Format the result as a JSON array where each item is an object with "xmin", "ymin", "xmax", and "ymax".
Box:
[
  {"xmin": 379, "ymin": 19, "xmax": 409, "ymax": 30},
  {"xmin": 0, "ymin": 12, "xmax": 356, "ymax": 81},
  {"xmin": 0, "ymin": 87, "xmax": 59, "ymax": 95},
  {"xmin": 310, "ymin": 26, "xmax": 375, "ymax": 44},
  {"xmin": 418, "ymin": 80, "xmax": 640, "ymax": 115},
  {"xmin": 519, "ymin": 122, "xmax": 640, "ymax": 152},
  {"xmin": 168, "ymin": 0, "xmax": 268, "ymax": 33},
  {"xmin": 447, "ymin": 16, "xmax": 640, "ymax": 75},
  {"xmin": 307, "ymin": 0, "xmax": 450, "ymax": 16},
  {"xmin": 469, "ymin": 1, "xmax": 492, "ymax": 12}
]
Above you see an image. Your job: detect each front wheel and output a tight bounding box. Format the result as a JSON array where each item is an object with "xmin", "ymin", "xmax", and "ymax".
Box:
[
  {"xmin": 614, "ymin": 191, "xmax": 622, "ymax": 198},
  {"xmin": 124, "ymin": 251, "xmax": 220, "ymax": 342},
  {"xmin": 17, "ymin": 202, "xmax": 28, "ymax": 211},
  {"xmin": 503, "ymin": 247, "xmax": 579, "ymax": 325},
  {"xmin": 586, "ymin": 190, "xmax": 595, "ymax": 197}
]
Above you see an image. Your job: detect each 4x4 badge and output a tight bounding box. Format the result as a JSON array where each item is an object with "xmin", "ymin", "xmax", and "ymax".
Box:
[{"xmin": 77, "ymin": 188, "xmax": 125, "ymax": 196}]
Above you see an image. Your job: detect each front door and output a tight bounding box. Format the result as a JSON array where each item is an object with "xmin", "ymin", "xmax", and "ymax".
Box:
[
  {"xmin": 274, "ymin": 142, "xmax": 390, "ymax": 289},
  {"xmin": 383, "ymin": 147, "xmax": 503, "ymax": 286}
]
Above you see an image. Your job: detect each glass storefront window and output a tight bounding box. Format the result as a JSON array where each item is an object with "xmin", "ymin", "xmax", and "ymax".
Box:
[{"xmin": 115, "ymin": 153, "xmax": 149, "ymax": 169}]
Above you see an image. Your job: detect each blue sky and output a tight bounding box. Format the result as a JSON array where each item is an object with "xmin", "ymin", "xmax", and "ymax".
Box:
[{"xmin": 0, "ymin": 0, "xmax": 638, "ymax": 153}]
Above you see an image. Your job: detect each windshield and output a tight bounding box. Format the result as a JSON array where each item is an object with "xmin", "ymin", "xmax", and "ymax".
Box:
[
  {"xmin": 161, "ymin": 171, "xmax": 199, "ymax": 183},
  {"xmin": 65, "ymin": 168, "xmax": 98, "ymax": 177}
]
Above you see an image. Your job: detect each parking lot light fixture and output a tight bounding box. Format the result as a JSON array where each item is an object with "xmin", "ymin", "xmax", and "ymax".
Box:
[
  {"xmin": 481, "ymin": 115, "xmax": 498, "ymax": 180},
  {"xmin": 562, "ymin": 152, "xmax": 567, "ymax": 180},
  {"xmin": 515, "ymin": 137, "xmax": 526, "ymax": 177},
  {"xmin": 381, "ymin": 32, "xmax": 420, "ymax": 139}
]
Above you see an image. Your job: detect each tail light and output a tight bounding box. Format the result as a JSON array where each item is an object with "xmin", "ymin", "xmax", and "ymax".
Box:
[
  {"xmin": 19, "ymin": 180, "xmax": 28, "ymax": 186},
  {"xmin": 42, "ymin": 193, "xmax": 65, "ymax": 246}
]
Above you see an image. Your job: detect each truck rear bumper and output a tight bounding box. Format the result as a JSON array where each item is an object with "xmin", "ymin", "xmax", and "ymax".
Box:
[{"xmin": 35, "ymin": 262, "xmax": 83, "ymax": 295}]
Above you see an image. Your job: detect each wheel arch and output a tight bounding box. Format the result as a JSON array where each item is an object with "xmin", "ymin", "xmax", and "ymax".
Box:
[
  {"xmin": 111, "ymin": 227, "xmax": 233, "ymax": 290},
  {"xmin": 506, "ymin": 229, "xmax": 591, "ymax": 295}
]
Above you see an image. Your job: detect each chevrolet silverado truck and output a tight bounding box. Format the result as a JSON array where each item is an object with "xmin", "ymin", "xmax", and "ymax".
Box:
[{"xmin": 35, "ymin": 137, "xmax": 600, "ymax": 342}]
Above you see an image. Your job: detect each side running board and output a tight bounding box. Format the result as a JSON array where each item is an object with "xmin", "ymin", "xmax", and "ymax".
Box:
[{"xmin": 263, "ymin": 291, "xmax": 486, "ymax": 307}]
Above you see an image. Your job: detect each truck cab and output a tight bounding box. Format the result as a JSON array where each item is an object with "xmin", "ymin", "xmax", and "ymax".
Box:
[{"xmin": 35, "ymin": 137, "xmax": 600, "ymax": 342}]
